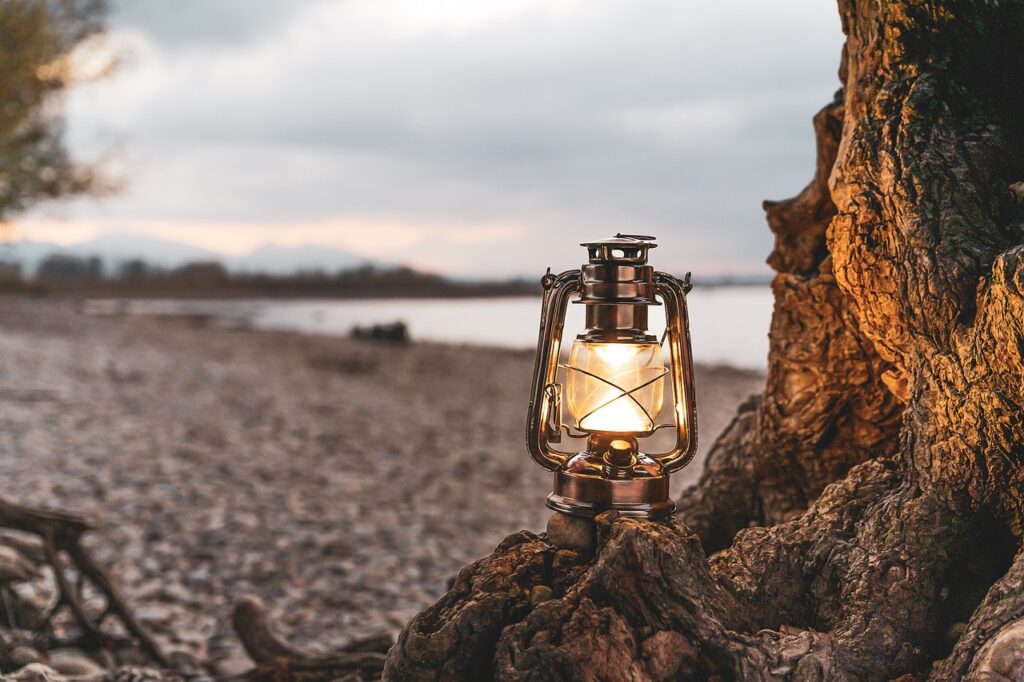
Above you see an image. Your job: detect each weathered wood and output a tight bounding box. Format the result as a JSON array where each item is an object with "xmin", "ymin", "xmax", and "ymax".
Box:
[
  {"xmin": 677, "ymin": 88, "xmax": 904, "ymax": 554},
  {"xmin": 231, "ymin": 595, "xmax": 391, "ymax": 682},
  {"xmin": 0, "ymin": 499, "xmax": 165, "ymax": 667},
  {"xmin": 385, "ymin": 0, "xmax": 1024, "ymax": 678}
]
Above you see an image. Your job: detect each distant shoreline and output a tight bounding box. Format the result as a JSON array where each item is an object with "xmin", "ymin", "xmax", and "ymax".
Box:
[
  {"xmin": 6, "ymin": 249, "xmax": 772, "ymax": 299},
  {"xmin": 4, "ymin": 278, "xmax": 771, "ymax": 300}
]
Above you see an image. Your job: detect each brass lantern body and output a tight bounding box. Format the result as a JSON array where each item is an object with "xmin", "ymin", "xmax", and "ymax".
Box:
[{"xmin": 526, "ymin": 235, "xmax": 698, "ymax": 519}]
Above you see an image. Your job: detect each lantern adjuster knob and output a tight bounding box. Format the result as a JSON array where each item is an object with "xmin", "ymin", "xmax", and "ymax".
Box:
[{"xmin": 602, "ymin": 439, "xmax": 637, "ymax": 478}]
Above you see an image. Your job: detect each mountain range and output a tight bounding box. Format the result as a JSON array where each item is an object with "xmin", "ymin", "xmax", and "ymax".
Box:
[{"xmin": 0, "ymin": 234, "xmax": 376, "ymax": 276}]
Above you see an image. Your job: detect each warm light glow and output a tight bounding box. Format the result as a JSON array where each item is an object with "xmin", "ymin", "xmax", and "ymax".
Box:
[{"xmin": 565, "ymin": 340, "xmax": 665, "ymax": 433}]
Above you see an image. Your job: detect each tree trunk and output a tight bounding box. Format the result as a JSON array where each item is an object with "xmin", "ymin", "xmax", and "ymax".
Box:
[{"xmin": 383, "ymin": 0, "xmax": 1024, "ymax": 679}]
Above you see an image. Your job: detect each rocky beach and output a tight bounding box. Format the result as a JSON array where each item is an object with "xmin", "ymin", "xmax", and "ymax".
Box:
[{"xmin": 0, "ymin": 298, "xmax": 764, "ymax": 674}]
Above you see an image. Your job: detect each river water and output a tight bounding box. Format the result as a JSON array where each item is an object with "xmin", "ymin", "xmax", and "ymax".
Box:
[{"xmin": 87, "ymin": 286, "xmax": 773, "ymax": 369}]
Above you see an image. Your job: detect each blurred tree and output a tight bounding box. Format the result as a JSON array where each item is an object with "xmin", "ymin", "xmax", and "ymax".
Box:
[
  {"xmin": 0, "ymin": 0, "xmax": 110, "ymax": 225},
  {"xmin": 35, "ymin": 252, "xmax": 101, "ymax": 280},
  {"xmin": 118, "ymin": 257, "xmax": 160, "ymax": 280},
  {"xmin": 171, "ymin": 260, "xmax": 229, "ymax": 284}
]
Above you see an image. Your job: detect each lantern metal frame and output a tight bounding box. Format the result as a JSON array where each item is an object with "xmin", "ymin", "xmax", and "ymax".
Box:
[{"xmin": 526, "ymin": 235, "xmax": 698, "ymax": 519}]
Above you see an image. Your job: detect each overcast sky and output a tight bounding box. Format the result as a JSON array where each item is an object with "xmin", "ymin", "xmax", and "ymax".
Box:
[{"xmin": 22, "ymin": 0, "xmax": 843, "ymax": 277}]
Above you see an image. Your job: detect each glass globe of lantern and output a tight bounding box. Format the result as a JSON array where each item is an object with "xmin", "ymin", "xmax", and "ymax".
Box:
[{"xmin": 565, "ymin": 340, "xmax": 665, "ymax": 434}]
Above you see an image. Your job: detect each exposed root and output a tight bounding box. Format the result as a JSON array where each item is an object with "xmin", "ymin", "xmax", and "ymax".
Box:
[
  {"xmin": 0, "ymin": 499, "xmax": 165, "ymax": 667},
  {"xmin": 932, "ymin": 547, "xmax": 1024, "ymax": 680},
  {"xmin": 231, "ymin": 595, "xmax": 391, "ymax": 682}
]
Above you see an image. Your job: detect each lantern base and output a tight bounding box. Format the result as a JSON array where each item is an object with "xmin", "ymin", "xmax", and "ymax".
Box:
[{"xmin": 545, "ymin": 452, "xmax": 676, "ymax": 520}]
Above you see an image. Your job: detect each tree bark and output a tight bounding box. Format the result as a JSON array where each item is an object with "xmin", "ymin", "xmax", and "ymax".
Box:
[{"xmin": 385, "ymin": 0, "xmax": 1024, "ymax": 679}]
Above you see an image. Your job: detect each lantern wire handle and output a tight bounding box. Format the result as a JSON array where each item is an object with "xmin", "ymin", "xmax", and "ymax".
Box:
[
  {"xmin": 526, "ymin": 268, "xmax": 583, "ymax": 470},
  {"xmin": 642, "ymin": 272, "xmax": 699, "ymax": 471}
]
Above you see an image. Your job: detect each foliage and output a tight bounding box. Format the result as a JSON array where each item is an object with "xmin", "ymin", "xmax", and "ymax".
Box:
[{"xmin": 0, "ymin": 0, "xmax": 109, "ymax": 221}]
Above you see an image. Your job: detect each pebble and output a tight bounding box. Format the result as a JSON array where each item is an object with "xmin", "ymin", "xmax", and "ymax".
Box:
[
  {"xmin": 165, "ymin": 649, "xmax": 205, "ymax": 675},
  {"xmin": 546, "ymin": 512, "xmax": 596, "ymax": 554},
  {"xmin": 7, "ymin": 646, "xmax": 42, "ymax": 668},
  {"xmin": 4, "ymin": 664, "xmax": 60, "ymax": 682},
  {"xmin": 135, "ymin": 605, "xmax": 173, "ymax": 624},
  {"xmin": 947, "ymin": 621, "xmax": 967, "ymax": 645},
  {"xmin": 529, "ymin": 585, "xmax": 553, "ymax": 605},
  {"xmin": 210, "ymin": 653, "xmax": 254, "ymax": 679},
  {"xmin": 0, "ymin": 546, "xmax": 35, "ymax": 584},
  {"xmin": 46, "ymin": 650, "xmax": 104, "ymax": 676}
]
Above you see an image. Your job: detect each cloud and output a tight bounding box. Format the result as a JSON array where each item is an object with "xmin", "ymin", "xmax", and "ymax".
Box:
[
  {"xmin": 110, "ymin": 0, "xmax": 324, "ymax": 50},
  {"xmin": 38, "ymin": 0, "xmax": 844, "ymax": 277}
]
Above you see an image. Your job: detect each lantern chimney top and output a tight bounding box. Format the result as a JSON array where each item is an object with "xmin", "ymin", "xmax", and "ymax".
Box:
[{"xmin": 580, "ymin": 234, "xmax": 656, "ymax": 265}]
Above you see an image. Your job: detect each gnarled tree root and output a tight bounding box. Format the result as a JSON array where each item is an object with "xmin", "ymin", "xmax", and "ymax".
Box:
[
  {"xmin": 0, "ymin": 499, "xmax": 165, "ymax": 667},
  {"xmin": 384, "ymin": 458, "xmax": 1019, "ymax": 680}
]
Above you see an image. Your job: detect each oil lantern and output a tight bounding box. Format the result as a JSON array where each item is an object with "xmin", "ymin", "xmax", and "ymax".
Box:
[{"xmin": 526, "ymin": 234, "xmax": 697, "ymax": 519}]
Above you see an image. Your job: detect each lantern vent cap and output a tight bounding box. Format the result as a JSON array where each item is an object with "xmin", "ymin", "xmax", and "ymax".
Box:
[{"xmin": 581, "ymin": 234, "xmax": 657, "ymax": 265}]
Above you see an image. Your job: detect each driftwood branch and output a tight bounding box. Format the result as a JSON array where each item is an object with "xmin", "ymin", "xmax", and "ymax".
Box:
[
  {"xmin": 231, "ymin": 595, "xmax": 390, "ymax": 682},
  {"xmin": 0, "ymin": 499, "xmax": 166, "ymax": 667}
]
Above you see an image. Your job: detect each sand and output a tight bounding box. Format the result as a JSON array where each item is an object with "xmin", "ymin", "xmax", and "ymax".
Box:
[{"xmin": 0, "ymin": 297, "xmax": 763, "ymax": 670}]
